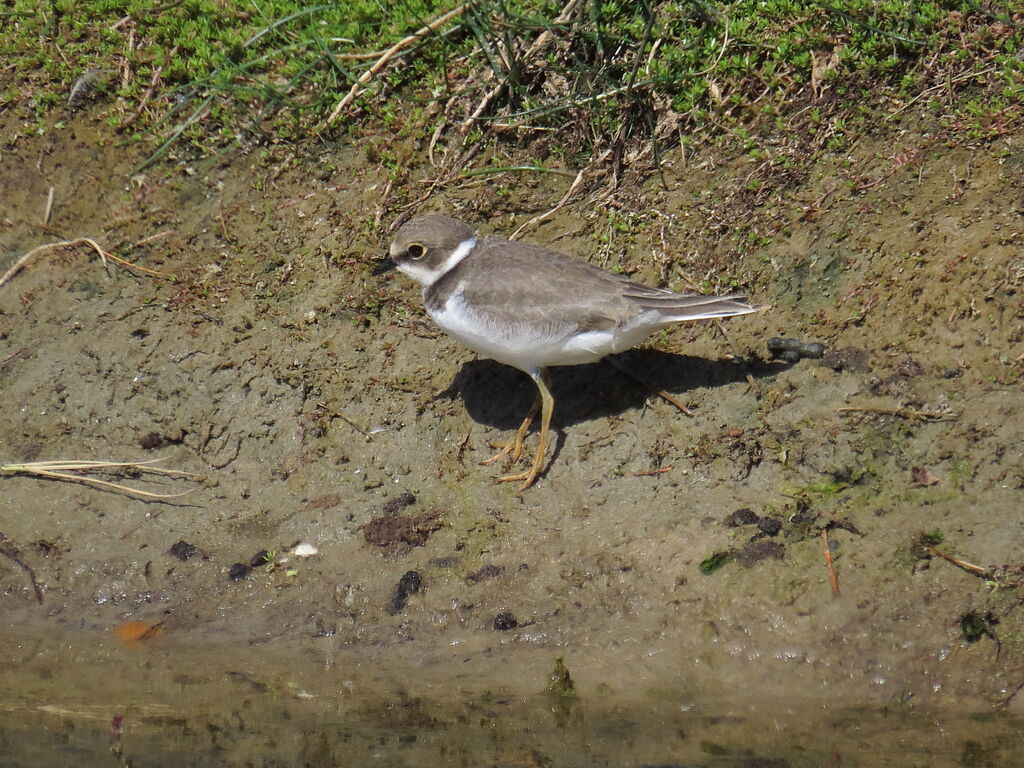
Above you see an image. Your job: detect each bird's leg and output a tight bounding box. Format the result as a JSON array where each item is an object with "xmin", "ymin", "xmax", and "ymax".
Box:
[
  {"xmin": 480, "ymin": 395, "xmax": 539, "ymax": 466},
  {"xmin": 496, "ymin": 368, "xmax": 553, "ymax": 491}
]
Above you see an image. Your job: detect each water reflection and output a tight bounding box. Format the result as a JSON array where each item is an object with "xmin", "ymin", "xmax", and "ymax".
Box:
[{"xmin": 1, "ymin": 625, "xmax": 1020, "ymax": 767}]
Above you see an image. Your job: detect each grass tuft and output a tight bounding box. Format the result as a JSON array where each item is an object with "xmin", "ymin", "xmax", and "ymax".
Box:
[{"xmin": 2, "ymin": 1, "xmax": 1020, "ymax": 177}]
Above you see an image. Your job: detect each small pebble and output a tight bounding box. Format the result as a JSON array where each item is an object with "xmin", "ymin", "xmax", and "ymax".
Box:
[
  {"xmin": 757, "ymin": 517, "xmax": 783, "ymax": 536},
  {"xmin": 249, "ymin": 550, "xmax": 271, "ymax": 567},
  {"xmin": 493, "ymin": 612, "xmax": 518, "ymax": 631},
  {"xmin": 429, "ymin": 556, "xmax": 460, "ymax": 568},
  {"xmin": 724, "ymin": 508, "xmax": 759, "ymax": 527},
  {"xmin": 293, "ymin": 542, "xmax": 318, "ymax": 557},
  {"xmin": 389, "ymin": 570, "xmax": 422, "ymax": 615},
  {"xmin": 467, "ymin": 564, "xmax": 504, "ymax": 583},
  {"xmin": 737, "ymin": 540, "xmax": 785, "ymax": 567},
  {"xmin": 169, "ymin": 540, "xmax": 198, "ymax": 561},
  {"xmin": 228, "ymin": 563, "xmax": 251, "ymax": 581}
]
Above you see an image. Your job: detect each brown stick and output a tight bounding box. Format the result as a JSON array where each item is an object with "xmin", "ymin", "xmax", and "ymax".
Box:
[
  {"xmin": 122, "ymin": 59, "xmax": 168, "ymax": 129},
  {"xmin": 714, "ymin": 318, "xmax": 762, "ymax": 396},
  {"xmin": 0, "ymin": 534, "xmax": 44, "ymax": 605},
  {"xmin": 456, "ymin": 429, "xmax": 473, "ymax": 463},
  {"xmin": 631, "ymin": 467, "xmax": 672, "ymax": 477},
  {"xmin": 605, "ymin": 356, "xmax": 694, "ymax": 416},
  {"xmin": 42, "ymin": 186, "xmax": 55, "ymax": 225},
  {"xmin": 1001, "ymin": 678, "xmax": 1024, "ymax": 710},
  {"xmin": 928, "ymin": 546, "xmax": 991, "ymax": 578},
  {"xmin": 509, "ymin": 168, "xmax": 588, "ymax": 240},
  {"xmin": 2, "ymin": 459, "xmax": 197, "ymax": 499},
  {"xmin": 1, "ymin": 349, "xmax": 25, "ymax": 365},
  {"xmin": 316, "ymin": 403, "xmax": 372, "ymax": 441},
  {"xmin": 133, "ymin": 229, "xmax": 174, "ymax": 247},
  {"xmin": 821, "ymin": 527, "xmax": 839, "ymax": 596},
  {"xmin": 326, "ymin": 4, "xmax": 468, "ymax": 124}
]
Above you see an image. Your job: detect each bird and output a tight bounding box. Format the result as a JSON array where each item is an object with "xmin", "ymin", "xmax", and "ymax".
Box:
[{"xmin": 378, "ymin": 213, "xmax": 761, "ymax": 491}]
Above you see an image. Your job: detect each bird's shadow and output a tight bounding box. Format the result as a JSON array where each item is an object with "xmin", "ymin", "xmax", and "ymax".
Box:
[{"xmin": 436, "ymin": 349, "xmax": 787, "ymax": 431}]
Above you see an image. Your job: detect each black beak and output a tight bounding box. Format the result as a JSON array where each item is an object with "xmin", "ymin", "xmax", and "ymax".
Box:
[{"xmin": 372, "ymin": 256, "xmax": 396, "ymax": 276}]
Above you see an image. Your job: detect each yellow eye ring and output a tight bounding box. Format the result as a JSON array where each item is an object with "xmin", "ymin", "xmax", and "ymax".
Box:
[{"xmin": 408, "ymin": 243, "xmax": 426, "ymax": 259}]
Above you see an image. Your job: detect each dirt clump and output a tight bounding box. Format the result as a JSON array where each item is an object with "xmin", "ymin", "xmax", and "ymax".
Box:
[{"xmin": 363, "ymin": 510, "xmax": 444, "ymax": 556}]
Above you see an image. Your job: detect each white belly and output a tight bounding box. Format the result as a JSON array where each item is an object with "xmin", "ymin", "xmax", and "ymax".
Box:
[{"xmin": 428, "ymin": 285, "xmax": 658, "ymax": 372}]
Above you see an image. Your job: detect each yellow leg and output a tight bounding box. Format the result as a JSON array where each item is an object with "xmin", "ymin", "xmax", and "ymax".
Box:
[
  {"xmin": 480, "ymin": 396, "xmax": 539, "ymax": 466},
  {"xmin": 496, "ymin": 368, "xmax": 554, "ymax": 491}
]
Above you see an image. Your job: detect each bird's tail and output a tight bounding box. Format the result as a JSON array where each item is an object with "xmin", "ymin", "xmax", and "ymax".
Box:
[{"xmin": 633, "ymin": 293, "xmax": 764, "ymax": 322}]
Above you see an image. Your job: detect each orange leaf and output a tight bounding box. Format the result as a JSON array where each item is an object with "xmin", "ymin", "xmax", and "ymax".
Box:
[{"xmin": 115, "ymin": 620, "xmax": 164, "ymax": 645}]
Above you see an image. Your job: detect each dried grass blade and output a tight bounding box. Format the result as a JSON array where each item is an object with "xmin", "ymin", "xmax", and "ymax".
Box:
[{"xmin": 1, "ymin": 458, "xmax": 199, "ymax": 499}]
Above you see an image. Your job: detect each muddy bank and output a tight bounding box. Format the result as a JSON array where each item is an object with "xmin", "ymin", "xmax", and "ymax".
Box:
[{"xmin": 1, "ymin": 101, "xmax": 1022, "ymax": 745}]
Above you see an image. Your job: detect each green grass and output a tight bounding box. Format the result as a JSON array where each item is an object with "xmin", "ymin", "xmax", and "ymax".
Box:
[{"xmin": 2, "ymin": 1, "xmax": 1021, "ymax": 170}]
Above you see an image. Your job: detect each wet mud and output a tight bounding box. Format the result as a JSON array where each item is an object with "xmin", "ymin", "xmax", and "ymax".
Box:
[{"xmin": 1, "ymin": 105, "xmax": 1023, "ymax": 763}]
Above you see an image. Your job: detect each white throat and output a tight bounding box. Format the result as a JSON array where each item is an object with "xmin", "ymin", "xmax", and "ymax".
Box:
[{"xmin": 397, "ymin": 236, "xmax": 477, "ymax": 287}]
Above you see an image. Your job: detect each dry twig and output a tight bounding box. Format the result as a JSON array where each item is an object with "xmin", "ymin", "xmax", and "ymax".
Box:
[
  {"xmin": 326, "ymin": 3, "xmax": 468, "ymax": 124},
  {"xmin": 509, "ymin": 168, "xmax": 588, "ymax": 240},
  {"xmin": 821, "ymin": 527, "xmax": 840, "ymax": 597},
  {"xmin": 132, "ymin": 230, "xmax": 175, "ymax": 248},
  {"xmin": 0, "ymin": 238, "xmax": 170, "ymax": 289},
  {"xmin": 885, "ymin": 66, "xmax": 999, "ymax": 121},
  {"xmin": 316, "ymin": 403, "xmax": 372, "ymax": 441},
  {"xmin": 605, "ymin": 356, "xmax": 694, "ymax": 416},
  {"xmin": 927, "ymin": 546, "xmax": 992, "ymax": 578},
  {"xmin": 0, "ymin": 533, "xmax": 44, "ymax": 605},
  {"xmin": 714, "ymin": 318, "xmax": 761, "ymax": 394},
  {"xmin": 122, "ymin": 57, "xmax": 169, "ymax": 129},
  {"xmin": 631, "ymin": 467, "xmax": 672, "ymax": 477},
  {"xmin": 1, "ymin": 349, "xmax": 24, "ymax": 366},
  {"xmin": 1000, "ymin": 678, "xmax": 1024, "ymax": 710},
  {"xmin": 42, "ymin": 186, "xmax": 55, "ymax": 226}
]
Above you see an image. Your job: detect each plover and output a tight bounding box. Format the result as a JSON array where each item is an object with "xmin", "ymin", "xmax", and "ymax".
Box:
[{"xmin": 379, "ymin": 214, "xmax": 761, "ymax": 490}]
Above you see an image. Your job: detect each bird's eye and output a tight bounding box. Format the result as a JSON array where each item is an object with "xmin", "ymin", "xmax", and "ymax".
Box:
[{"xmin": 408, "ymin": 243, "xmax": 426, "ymax": 260}]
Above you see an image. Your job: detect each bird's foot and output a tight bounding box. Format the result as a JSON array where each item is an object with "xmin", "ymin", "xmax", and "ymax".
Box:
[
  {"xmin": 480, "ymin": 436, "xmax": 525, "ymax": 466},
  {"xmin": 481, "ymin": 400, "xmax": 540, "ymax": 467},
  {"xmin": 495, "ymin": 466, "xmax": 541, "ymax": 493}
]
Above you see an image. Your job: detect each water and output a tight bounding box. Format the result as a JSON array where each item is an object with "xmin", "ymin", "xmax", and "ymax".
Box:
[{"xmin": 2, "ymin": 624, "xmax": 1021, "ymax": 767}]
